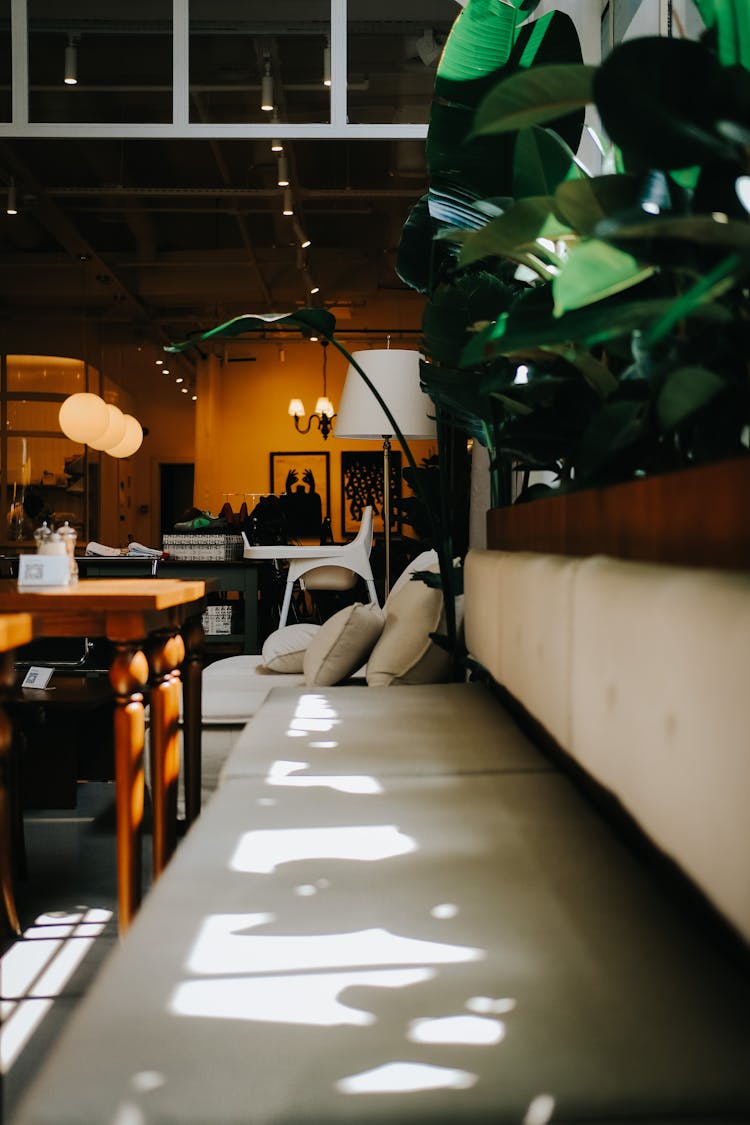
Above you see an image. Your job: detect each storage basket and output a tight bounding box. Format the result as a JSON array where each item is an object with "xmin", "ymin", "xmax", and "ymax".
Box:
[
  {"xmin": 202, "ymin": 604, "xmax": 234, "ymax": 635},
  {"xmin": 162, "ymin": 533, "xmax": 244, "ymax": 561}
]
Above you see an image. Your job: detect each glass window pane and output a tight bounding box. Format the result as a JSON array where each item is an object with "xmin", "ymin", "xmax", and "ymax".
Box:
[
  {"xmin": 347, "ymin": 0, "xmax": 456, "ymax": 126},
  {"xmin": 0, "ymin": 0, "xmax": 11, "ymax": 122},
  {"xmin": 4, "ymin": 435, "xmax": 87, "ymax": 542},
  {"xmin": 28, "ymin": 0, "xmax": 172, "ymax": 124},
  {"xmin": 6, "ymin": 355, "xmax": 88, "ymax": 394},
  {"xmin": 7, "ymin": 401, "xmax": 66, "ymax": 431},
  {"xmin": 189, "ymin": 0, "xmax": 330, "ymax": 125}
]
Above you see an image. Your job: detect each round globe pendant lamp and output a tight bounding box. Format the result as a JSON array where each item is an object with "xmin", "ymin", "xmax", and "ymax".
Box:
[
  {"xmin": 87, "ymin": 403, "xmax": 128, "ymax": 451},
  {"xmin": 58, "ymin": 392, "xmax": 109, "ymax": 443},
  {"xmin": 106, "ymin": 414, "xmax": 143, "ymax": 458}
]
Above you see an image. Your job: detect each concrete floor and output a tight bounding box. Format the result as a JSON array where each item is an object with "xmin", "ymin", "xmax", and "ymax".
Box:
[{"xmin": 2, "ymin": 782, "xmax": 153, "ymax": 1122}]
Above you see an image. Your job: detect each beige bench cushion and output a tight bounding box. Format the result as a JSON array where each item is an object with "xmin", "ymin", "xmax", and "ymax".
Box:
[
  {"xmin": 220, "ymin": 682, "xmax": 555, "ymax": 785},
  {"xmin": 16, "ymin": 742, "xmax": 750, "ymax": 1123},
  {"xmin": 569, "ymin": 555, "xmax": 750, "ymax": 944},
  {"xmin": 465, "ymin": 549, "xmax": 578, "ymax": 749}
]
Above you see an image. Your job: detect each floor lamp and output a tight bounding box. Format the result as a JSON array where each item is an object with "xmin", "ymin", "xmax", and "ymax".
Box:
[{"xmin": 334, "ymin": 349, "xmax": 437, "ymax": 598}]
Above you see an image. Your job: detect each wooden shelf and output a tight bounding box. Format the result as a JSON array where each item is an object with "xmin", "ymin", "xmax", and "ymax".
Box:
[{"xmin": 487, "ymin": 456, "xmax": 750, "ymax": 571}]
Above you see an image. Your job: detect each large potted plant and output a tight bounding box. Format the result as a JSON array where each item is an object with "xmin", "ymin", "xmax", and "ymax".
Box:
[{"xmin": 397, "ymin": 0, "xmax": 750, "ymax": 556}]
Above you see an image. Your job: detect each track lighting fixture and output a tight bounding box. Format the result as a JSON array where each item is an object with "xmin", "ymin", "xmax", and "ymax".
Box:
[
  {"xmin": 271, "ymin": 112, "xmax": 283, "ymax": 153},
  {"xmin": 6, "ymin": 178, "xmax": 18, "ymax": 216},
  {"xmin": 282, "ymin": 188, "xmax": 294, "ymax": 216},
  {"xmin": 323, "ymin": 41, "xmax": 331, "ymax": 87},
  {"xmin": 260, "ymin": 55, "xmax": 273, "ymax": 112},
  {"xmin": 293, "ymin": 220, "xmax": 311, "ymax": 249},
  {"xmin": 277, "ymin": 154, "xmax": 289, "ymax": 188},
  {"xmin": 64, "ymin": 35, "xmax": 78, "ymax": 85}
]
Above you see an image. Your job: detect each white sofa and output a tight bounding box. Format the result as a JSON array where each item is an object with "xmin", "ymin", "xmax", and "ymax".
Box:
[{"xmin": 15, "ymin": 548, "xmax": 750, "ymax": 1124}]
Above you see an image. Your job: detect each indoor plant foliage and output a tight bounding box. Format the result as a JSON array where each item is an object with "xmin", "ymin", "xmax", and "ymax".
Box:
[{"xmin": 398, "ymin": 0, "xmax": 750, "ymax": 501}]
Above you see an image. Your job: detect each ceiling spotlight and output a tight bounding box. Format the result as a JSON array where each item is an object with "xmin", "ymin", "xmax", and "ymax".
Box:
[
  {"xmin": 310, "ymin": 285, "xmax": 320, "ymax": 295},
  {"xmin": 162, "ymin": 368, "xmax": 170, "ymax": 375},
  {"xmin": 191, "ymin": 394, "xmax": 198, "ymax": 401},
  {"xmin": 261, "ymin": 56, "xmax": 273, "ymax": 112},
  {"xmin": 64, "ymin": 35, "xmax": 78, "ymax": 85},
  {"xmin": 323, "ymin": 41, "xmax": 331, "ymax": 87},
  {"xmin": 277, "ymin": 154, "xmax": 290, "ymax": 187},
  {"xmin": 6, "ymin": 179, "xmax": 18, "ymax": 216},
  {"xmin": 155, "ymin": 358, "xmax": 163, "ymax": 366},
  {"xmin": 181, "ymin": 387, "xmax": 189, "ymax": 394},
  {"xmin": 293, "ymin": 220, "xmax": 311, "ymax": 249},
  {"xmin": 176, "ymin": 376, "xmax": 184, "ymax": 383},
  {"xmin": 271, "ymin": 112, "xmax": 283, "ymax": 153},
  {"xmin": 282, "ymin": 187, "xmax": 294, "ymax": 216}
]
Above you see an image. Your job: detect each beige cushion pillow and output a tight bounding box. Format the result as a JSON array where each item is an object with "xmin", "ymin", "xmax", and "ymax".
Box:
[
  {"xmin": 303, "ymin": 602, "xmax": 385, "ymax": 686},
  {"xmin": 367, "ymin": 568, "xmax": 463, "ymax": 686},
  {"xmin": 262, "ymin": 622, "xmax": 321, "ymax": 673},
  {"xmin": 387, "ymin": 549, "xmax": 439, "ymax": 606}
]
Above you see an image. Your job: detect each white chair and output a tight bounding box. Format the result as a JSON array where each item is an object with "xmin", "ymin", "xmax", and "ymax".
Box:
[{"xmin": 242, "ymin": 505, "xmax": 379, "ymax": 627}]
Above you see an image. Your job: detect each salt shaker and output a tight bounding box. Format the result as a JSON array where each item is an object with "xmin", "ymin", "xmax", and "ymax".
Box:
[{"xmin": 57, "ymin": 521, "xmax": 79, "ymax": 584}]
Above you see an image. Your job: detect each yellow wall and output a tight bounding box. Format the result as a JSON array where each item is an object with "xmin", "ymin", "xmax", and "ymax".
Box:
[
  {"xmin": 194, "ymin": 338, "xmax": 436, "ymax": 541},
  {"xmin": 3, "ymin": 293, "xmax": 430, "ymax": 546}
]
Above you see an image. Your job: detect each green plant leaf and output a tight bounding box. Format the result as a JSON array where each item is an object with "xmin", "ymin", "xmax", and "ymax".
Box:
[
  {"xmin": 656, "ymin": 365, "xmax": 727, "ymax": 430},
  {"xmin": 472, "ymin": 63, "xmax": 596, "ymax": 136},
  {"xmin": 166, "ymin": 309, "xmax": 337, "ymax": 353},
  {"xmin": 593, "ymin": 37, "xmax": 738, "ymax": 171},
  {"xmin": 458, "ymin": 196, "xmax": 572, "ymax": 268},
  {"xmin": 436, "ymin": 0, "xmax": 519, "ymax": 85},
  {"xmin": 396, "ymin": 195, "xmax": 434, "ymax": 294},
  {"xmin": 645, "ymin": 251, "xmax": 750, "ymax": 345},
  {"xmin": 514, "ymin": 125, "xmax": 585, "ymax": 200},
  {"xmin": 420, "ymin": 361, "xmax": 501, "ymax": 446},
  {"xmin": 574, "ymin": 399, "xmax": 647, "ymax": 483},
  {"xmin": 597, "ymin": 213, "xmax": 750, "ymax": 253},
  {"xmin": 461, "ymin": 295, "xmax": 688, "ymax": 366},
  {"xmin": 693, "ymin": 0, "xmax": 750, "ymax": 68},
  {"xmin": 554, "ymin": 174, "xmax": 641, "ymax": 236},
  {"xmin": 552, "ymin": 240, "xmax": 654, "ymax": 316},
  {"xmin": 541, "ymin": 344, "xmax": 619, "ymax": 398}
]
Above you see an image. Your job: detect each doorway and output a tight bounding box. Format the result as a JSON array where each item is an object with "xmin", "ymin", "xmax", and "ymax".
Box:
[{"xmin": 160, "ymin": 463, "xmax": 195, "ymax": 535}]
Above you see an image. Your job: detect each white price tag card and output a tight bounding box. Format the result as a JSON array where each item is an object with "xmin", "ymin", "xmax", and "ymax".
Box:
[
  {"xmin": 22, "ymin": 666, "xmax": 54, "ymax": 689},
  {"xmin": 17, "ymin": 555, "xmax": 71, "ymax": 588}
]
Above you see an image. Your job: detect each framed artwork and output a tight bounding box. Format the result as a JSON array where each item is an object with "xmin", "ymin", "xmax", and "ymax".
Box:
[
  {"xmin": 341, "ymin": 449, "xmax": 402, "ymax": 536},
  {"xmin": 270, "ymin": 451, "xmax": 330, "ymax": 540}
]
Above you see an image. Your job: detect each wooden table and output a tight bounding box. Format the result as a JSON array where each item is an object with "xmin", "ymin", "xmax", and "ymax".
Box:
[
  {"xmin": 0, "ymin": 579, "xmax": 208, "ymax": 931},
  {"xmin": 0, "ymin": 612, "xmax": 34, "ymax": 943}
]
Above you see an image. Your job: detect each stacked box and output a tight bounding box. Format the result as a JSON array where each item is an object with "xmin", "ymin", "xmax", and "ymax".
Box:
[
  {"xmin": 202, "ymin": 604, "xmax": 234, "ymax": 635},
  {"xmin": 162, "ymin": 533, "xmax": 244, "ymax": 561}
]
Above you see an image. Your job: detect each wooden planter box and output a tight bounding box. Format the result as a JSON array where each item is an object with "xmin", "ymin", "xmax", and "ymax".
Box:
[{"xmin": 487, "ymin": 456, "xmax": 750, "ymax": 571}]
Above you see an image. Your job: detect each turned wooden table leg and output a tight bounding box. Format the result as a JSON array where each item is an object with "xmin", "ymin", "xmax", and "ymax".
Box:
[
  {"xmin": 181, "ymin": 614, "xmax": 206, "ymax": 827},
  {"xmin": 109, "ymin": 643, "xmax": 150, "ymax": 934},
  {"xmin": 148, "ymin": 629, "xmax": 185, "ymax": 878},
  {"xmin": 0, "ymin": 650, "xmax": 20, "ymax": 944}
]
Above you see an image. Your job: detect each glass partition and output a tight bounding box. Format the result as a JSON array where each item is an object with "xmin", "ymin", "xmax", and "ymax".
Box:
[
  {"xmin": 1, "ymin": 355, "xmax": 99, "ymax": 545},
  {"xmin": 27, "ymin": 0, "xmax": 173, "ymax": 124},
  {"xmin": 0, "ymin": 0, "xmax": 11, "ymax": 122},
  {"xmin": 347, "ymin": 0, "xmax": 455, "ymax": 126},
  {"xmin": 189, "ymin": 0, "xmax": 330, "ymax": 125}
]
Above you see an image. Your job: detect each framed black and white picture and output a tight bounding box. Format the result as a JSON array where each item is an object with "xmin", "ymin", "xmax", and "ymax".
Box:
[
  {"xmin": 270, "ymin": 451, "xmax": 330, "ymax": 540},
  {"xmin": 341, "ymin": 450, "xmax": 401, "ymax": 537}
]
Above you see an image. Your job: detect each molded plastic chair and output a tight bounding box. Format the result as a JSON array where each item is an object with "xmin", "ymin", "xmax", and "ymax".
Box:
[{"xmin": 242, "ymin": 505, "xmax": 378, "ymax": 626}]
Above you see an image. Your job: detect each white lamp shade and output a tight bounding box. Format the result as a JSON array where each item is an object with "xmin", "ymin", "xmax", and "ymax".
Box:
[
  {"xmin": 288, "ymin": 398, "xmax": 305, "ymax": 417},
  {"xmin": 87, "ymin": 403, "xmax": 127, "ymax": 450},
  {"xmin": 315, "ymin": 395, "xmax": 335, "ymax": 417},
  {"xmin": 334, "ymin": 349, "xmax": 436, "ymax": 440},
  {"xmin": 58, "ymin": 393, "xmax": 109, "ymax": 443},
  {"xmin": 106, "ymin": 415, "xmax": 143, "ymax": 458}
]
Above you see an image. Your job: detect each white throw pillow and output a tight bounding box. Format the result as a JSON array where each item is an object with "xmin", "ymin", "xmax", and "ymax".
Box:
[
  {"xmin": 262, "ymin": 622, "xmax": 321, "ymax": 673},
  {"xmin": 387, "ymin": 549, "xmax": 439, "ymax": 608},
  {"xmin": 303, "ymin": 602, "xmax": 384, "ymax": 686},
  {"xmin": 367, "ymin": 566, "xmax": 463, "ymax": 686}
]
